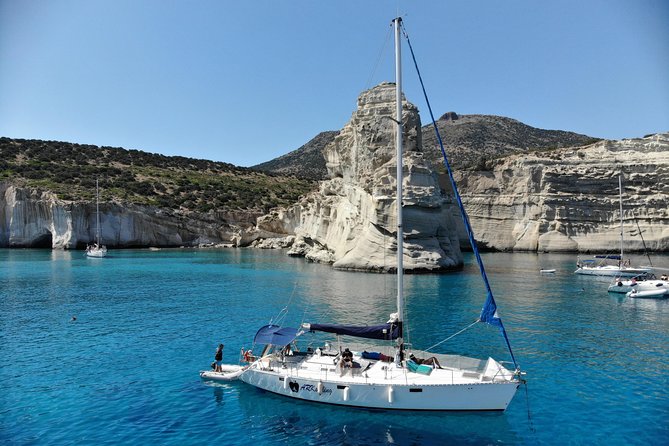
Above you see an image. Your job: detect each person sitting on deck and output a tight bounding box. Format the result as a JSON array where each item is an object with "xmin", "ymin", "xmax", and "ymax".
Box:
[
  {"xmin": 409, "ymin": 353, "xmax": 442, "ymax": 369},
  {"xmin": 338, "ymin": 348, "xmax": 354, "ymax": 373}
]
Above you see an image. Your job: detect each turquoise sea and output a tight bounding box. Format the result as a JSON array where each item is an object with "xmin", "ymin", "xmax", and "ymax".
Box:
[{"xmin": 1, "ymin": 248, "xmax": 668, "ymax": 445}]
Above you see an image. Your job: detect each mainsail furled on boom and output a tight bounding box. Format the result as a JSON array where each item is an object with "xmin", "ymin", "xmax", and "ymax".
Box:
[{"xmin": 302, "ymin": 322, "xmax": 401, "ymax": 341}]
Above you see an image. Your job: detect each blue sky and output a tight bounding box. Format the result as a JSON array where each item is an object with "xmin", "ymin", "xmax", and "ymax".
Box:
[{"xmin": 1, "ymin": 1, "xmax": 667, "ymax": 167}]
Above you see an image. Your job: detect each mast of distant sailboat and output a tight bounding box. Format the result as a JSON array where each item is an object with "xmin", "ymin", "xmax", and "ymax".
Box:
[
  {"xmin": 95, "ymin": 178, "xmax": 101, "ymax": 246},
  {"xmin": 618, "ymin": 174, "xmax": 624, "ymax": 269}
]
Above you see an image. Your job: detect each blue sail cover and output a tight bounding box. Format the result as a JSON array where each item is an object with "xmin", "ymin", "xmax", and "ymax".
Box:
[
  {"xmin": 253, "ymin": 325, "xmax": 301, "ymax": 346},
  {"xmin": 308, "ymin": 323, "xmax": 400, "ymax": 340},
  {"xmin": 479, "ymin": 291, "xmax": 502, "ymax": 327}
]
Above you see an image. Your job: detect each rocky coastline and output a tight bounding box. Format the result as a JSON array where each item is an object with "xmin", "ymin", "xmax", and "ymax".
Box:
[{"xmin": 1, "ymin": 85, "xmax": 667, "ymax": 263}]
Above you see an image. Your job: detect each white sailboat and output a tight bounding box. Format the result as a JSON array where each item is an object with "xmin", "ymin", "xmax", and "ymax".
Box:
[
  {"xmin": 575, "ymin": 175, "xmax": 650, "ymax": 276},
  {"xmin": 85, "ymin": 178, "xmax": 107, "ymax": 258},
  {"xmin": 201, "ymin": 18, "xmax": 522, "ymax": 411}
]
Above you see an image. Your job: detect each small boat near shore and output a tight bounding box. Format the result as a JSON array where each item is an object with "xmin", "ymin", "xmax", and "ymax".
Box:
[{"xmin": 540, "ymin": 269, "xmax": 556, "ymax": 274}]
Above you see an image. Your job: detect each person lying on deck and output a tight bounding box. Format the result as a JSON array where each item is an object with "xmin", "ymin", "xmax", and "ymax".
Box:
[{"xmin": 409, "ymin": 353, "xmax": 442, "ymax": 369}]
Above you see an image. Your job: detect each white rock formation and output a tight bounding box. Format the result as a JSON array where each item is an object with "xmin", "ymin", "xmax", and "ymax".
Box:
[
  {"xmin": 454, "ymin": 132, "xmax": 669, "ymax": 252},
  {"xmin": 0, "ymin": 186, "xmax": 59, "ymax": 247},
  {"xmin": 256, "ymin": 83, "xmax": 463, "ymax": 271},
  {"xmin": 0, "ymin": 183, "xmax": 240, "ymax": 249}
]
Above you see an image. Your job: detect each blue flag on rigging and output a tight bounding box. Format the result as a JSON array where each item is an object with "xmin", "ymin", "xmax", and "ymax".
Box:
[{"xmin": 479, "ymin": 291, "xmax": 503, "ymax": 327}]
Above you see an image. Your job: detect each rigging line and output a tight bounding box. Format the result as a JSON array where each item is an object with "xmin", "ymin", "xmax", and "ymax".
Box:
[
  {"xmin": 633, "ymin": 213, "xmax": 652, "ymax": 267},
  {"xmin": 424, "ymin": 320, "xmax": 478, "ymax": 353},
  {"xmin": 401, "ymin": 22, "xmax": 518, "ymax": 369},
  {"xmin": 364, "ymin": 26, "xmax": 393, "ymax": 91},
  {"xmin": 274, "ymin": 282, "xmax": 299, "ymax": 327}
]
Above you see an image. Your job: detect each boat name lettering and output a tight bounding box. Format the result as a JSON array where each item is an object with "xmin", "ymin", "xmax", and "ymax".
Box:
[{"xmin": 301, "ymin": 384, "xmax": 332, "ymax": 394}]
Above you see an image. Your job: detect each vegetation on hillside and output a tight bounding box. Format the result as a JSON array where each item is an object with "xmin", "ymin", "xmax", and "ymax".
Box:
[
  {"xmin": 0, "ymin": 137, "xmax": 316, "ymax": 213},
  {"xmin": 422, "ymin": 114, "xmax": 602, "ymax": 172},
  {"xmin": 251, "ymin": 131, "xmax": 338, "ymax": 180}
]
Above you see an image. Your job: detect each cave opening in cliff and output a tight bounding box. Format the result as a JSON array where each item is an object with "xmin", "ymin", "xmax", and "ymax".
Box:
[{"xmin": 30, "ymin": 232, "xmax": 53, "ymax": 248}]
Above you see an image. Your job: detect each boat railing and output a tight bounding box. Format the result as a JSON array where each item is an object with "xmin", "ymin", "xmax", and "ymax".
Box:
[{"xmin": 428, "ymin": 353, "xmax": 486, "ymax": 374}]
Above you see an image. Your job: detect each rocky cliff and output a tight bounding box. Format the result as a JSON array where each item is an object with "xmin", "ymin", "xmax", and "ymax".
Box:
[
  {"xmin": 2, "ymin": 99, "xmax": 666, "ymax": 257},
  {"xmin": 0, "ymin": 183, "xmax": 248, "ymax": 249},
  {"xmin": 253, "ymin": 114, "xmax": 600, "ymax": 180},
  {"xmin": 454, "ymin": 132, "xmax": 669, "ymax": 252},
  {"xmin": 252, "ymin": 83, "xmax": 463, "ymax": 272}
]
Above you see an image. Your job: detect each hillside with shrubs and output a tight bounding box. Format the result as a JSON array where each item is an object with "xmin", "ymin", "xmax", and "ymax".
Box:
[{"xmin": 0, "ymin": 137, "xmax": 316, "ymax": 214}]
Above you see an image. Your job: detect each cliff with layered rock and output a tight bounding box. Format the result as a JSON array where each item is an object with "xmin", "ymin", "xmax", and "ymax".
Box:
[
  {"xmin": 0, "ymin": 136, "xmax": 314, "ymax": 249},
  {"xmin": 2, "ymin": 105, "xmax": 667, "ymax": 257},
  {"xmin": 251, "ymin": 83, "xmax": 463, "ymax": 271},
  {"xmin": 0, "ymin": 183, "xmax": 250, "ymax": 249},
  {"xmin": 453, "ymin": 132, "xmax": 669, "ymax": 252}
]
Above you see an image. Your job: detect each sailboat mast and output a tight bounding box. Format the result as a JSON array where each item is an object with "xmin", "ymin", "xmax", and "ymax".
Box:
[
  {"xmin": 393, "ymin": 17, "xmax": 404, "ymax": 333},
  {"xmin": 619, "ymin": 174, "xmax": 624, "ymax": 265},
  {"xmin": 95, "ymin": 178, "xmax": 101, "ymax": 245}
]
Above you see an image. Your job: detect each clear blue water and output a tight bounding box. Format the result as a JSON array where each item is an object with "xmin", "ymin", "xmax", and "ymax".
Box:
[{"xmin": 1, "ymin": 248, "xmax": 668, "ymax": 445}]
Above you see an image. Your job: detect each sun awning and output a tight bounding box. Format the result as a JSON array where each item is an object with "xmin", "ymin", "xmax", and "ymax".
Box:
[{"xmin": 253, "ymin": 325, "xmax": 302, "ymax": 346}]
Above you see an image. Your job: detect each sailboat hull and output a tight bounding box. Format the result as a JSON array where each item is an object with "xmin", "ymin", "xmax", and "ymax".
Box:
[
  {"xmin": 574, "ymin": 265, "xmax": 650, "ymax": 277},
  {"xmin": 238, "ymin": 355, "xmax": 519, "ymax": 411},
  {"xmin": 85, "ymin": 246, "xmax": 107, "ymax": 258},
  {"xmin": 240, "ymin": 369, "xmax": 518, "ymax": 411}
]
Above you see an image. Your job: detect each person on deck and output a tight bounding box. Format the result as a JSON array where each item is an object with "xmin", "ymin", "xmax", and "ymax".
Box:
[
  {"xmin": 214, "ymin": 344, "xmax": 224, "ymax": 372},
  {"xmin": 338, "ymin": 348, "xmax": 354, "ymax": 373},
  {"xmin": 409, "ymin": 353, "xmax": 442, "ymax": 369}
]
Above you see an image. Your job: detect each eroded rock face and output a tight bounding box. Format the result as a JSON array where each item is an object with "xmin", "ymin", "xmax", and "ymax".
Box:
[
  {"xmin": 0, "ymin": 186, "xmax": 59, "ymax": 247},
  {"xmin": 454, "ymin": 133, "xmax": 669, "ymax": 252},
  {"xmin": 0, "ymin": 183, "xmax": 241, "ymax": 249},
  {"xmin": 256, "ymin": 83, "xmax": 463, "ymax": 271}
]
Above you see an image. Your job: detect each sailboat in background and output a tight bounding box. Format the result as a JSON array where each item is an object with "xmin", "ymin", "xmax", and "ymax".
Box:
[
  {"xmin": 85, "ymin": 178, "xmax": 107, "ymax": 258},
  {"xmin": 201, "ymin": 18, "xmax": 522, "ymax": 411},
  {"xmin": 575, "ymin": 175, "xmax": 650, "ymax": 276}
]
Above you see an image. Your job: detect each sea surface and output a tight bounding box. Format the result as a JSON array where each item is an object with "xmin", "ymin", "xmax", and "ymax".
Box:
[{"xmin": 1, "ymin": 248, "xmax": 668, "ymax": 445}]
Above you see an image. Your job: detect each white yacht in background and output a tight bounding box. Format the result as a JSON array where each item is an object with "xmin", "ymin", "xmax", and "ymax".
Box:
[{"xmin": 575, "ymin": 175, "xmax": 650, "ymax": 277}]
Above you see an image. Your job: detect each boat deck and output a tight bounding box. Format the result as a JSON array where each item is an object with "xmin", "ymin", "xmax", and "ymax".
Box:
[{"xmin": 253, "ymin": 346, "xmax": 515, "ymax": 386}]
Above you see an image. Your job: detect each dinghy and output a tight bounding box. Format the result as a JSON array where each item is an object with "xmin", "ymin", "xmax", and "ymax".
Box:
[
  {"xmin": 626, "ymin": 288, "xmax": 668, "ymax": 299},
  {"xmin": 199, "ymin": 364, "xmax": 246, "ymax": 382}
]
